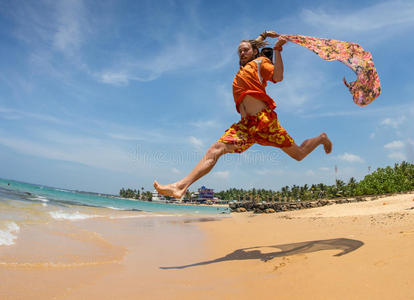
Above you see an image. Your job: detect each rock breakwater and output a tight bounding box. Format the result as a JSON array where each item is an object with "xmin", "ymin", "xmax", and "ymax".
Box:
[{"xmin": 229, "ymin": 197, "xmax": 369, "ymax": 213}]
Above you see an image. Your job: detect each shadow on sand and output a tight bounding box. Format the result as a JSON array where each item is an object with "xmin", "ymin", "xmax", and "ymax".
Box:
[{"xmin": 160, "ymin": 238, "xmax": 364, "ymax": 270}]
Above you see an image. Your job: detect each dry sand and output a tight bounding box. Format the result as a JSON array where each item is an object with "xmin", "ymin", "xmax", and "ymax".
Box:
[{"xmin": 1, "ymin": 193, "xmax": 414, "ymax": 299}]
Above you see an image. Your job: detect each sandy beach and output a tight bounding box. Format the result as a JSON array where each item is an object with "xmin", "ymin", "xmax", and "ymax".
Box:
[{"xmin": 1, "ymin": 193, "xmax": 414, "ymax": 299}]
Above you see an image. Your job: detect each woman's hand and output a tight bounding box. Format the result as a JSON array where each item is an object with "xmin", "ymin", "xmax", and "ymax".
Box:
[
  {"xmin": 273, "ymin": 38, "xmax": 287, "ymax": 51},
  {"xmin": 274, "ymin": 38, "xmax": 287, "ymax": 47},
  {"xmin": 264, "ymin": 31, "xmax": 279, "ymax": 38}
]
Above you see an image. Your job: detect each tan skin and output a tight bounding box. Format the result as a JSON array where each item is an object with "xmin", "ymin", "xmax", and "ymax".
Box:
[{"xmin": 154, "ymin": 32, "xmax": 332, "ymax": 199}]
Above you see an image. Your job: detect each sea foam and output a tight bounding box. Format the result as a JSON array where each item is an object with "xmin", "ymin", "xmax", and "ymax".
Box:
[
  {"xmin": 49, "ymin": 211, "xmax": 100, "ymax": 221},
  {"xmin": 108, "ymin": 214, "xmax": 176, "ymax": 219},
  {"xmin": 0, "ymin": 222, "xmax": 20, "ymax": 246},
  {"xmin": 29, "ymin": 195, "xmax": 49, "ymax": 202},
  {"xmin": 106, "ymin": 206, "xmax": 123, "ymax": 210}
]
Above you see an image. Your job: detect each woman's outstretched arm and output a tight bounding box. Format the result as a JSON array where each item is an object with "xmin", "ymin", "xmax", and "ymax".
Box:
[{"xmin": 273, "ymin": 38, "xmax": 286, "ymax": 83}]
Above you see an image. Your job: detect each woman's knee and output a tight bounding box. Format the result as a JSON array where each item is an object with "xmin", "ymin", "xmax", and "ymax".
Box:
[
  {"xmin": 293, "ymin": 153, "xmax": 305, "ymax": 161},
  {"xmin": 287, "ymin": 150, "xmax": 304, "ymax": 161},
  {"xmin": 207, "ymin": 142, "xmax": 233, "ymax": 157},
  {"xmin": 282, "ymin": 144, "xmax": 305, "ymax": 161},
  {"xmin": 206, "ymin": 142, "xmax": 224, "ymax": 157}
]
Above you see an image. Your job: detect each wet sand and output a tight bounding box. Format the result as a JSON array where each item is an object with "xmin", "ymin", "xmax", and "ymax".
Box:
[{"xmin": 1, "ymin": 193, "xmax": 414, "ymax": 299}]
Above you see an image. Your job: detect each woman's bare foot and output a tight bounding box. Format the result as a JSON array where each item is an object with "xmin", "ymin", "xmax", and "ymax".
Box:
[
  {"xmin": 320, "ymin": 133, "xmax": 332, "ymax": 154},
  {"xmin": 153, "ymin": 181, "xmax": 187, "ymax": 199}
]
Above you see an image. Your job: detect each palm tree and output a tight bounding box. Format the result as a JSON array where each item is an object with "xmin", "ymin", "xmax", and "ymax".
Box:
[
  {"xmin": 281, "ymin": 186, "xmax": 289, "ymax": 202},
  {"xmin": 335, "ymin": 179, "xmax": 346, "ymax": 197},
  {"xmin": 185, "ymin": 190, "xmax": 192, "ymax": 202},
  {"xmin": 347, "ymin": 177, "xmax": 357, "ymax": 196}
]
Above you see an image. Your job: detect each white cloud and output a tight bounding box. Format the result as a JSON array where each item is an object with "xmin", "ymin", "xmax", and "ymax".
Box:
[
  {"xmin": 337, "ymin": 152, "xmax": 364, "ymax": 163},
  {"xmin": 302, "ymin": 104, "xmax": 409, "ymax": 119},
  {"xmin": 190, "ymin": 120, "xmax": 219, "ymax": 129},
  {"xmin": 188, "ymin": 136, "xmax": 204, "ymax": 150},
  {"xmin": 301, "ymin": 1, "xmax": 414, "ymax": 33},
  {"xmin": 96, "ymin": 31, "xmax": 235, "ymax": 85},
  {"xmin": 99, "ymin": 71, "xmax": 130, "ymax": 86},
  {"xmin": 306, "ymin": 170, "xmax": 315, "ymax": 176},
  {"xmin": 388, "ymin": 152, "xmax": 407, "ymax": 161},
  {"xmin": 319, "ymin": 167, "xmax": 330, "ymax": 172},
  {"xmin": 4, "ymin": 0, "xmax": 92, "ymax": 86},
  {"xmin": 381, "ymin": 116, "xmax": 406, "ymax": 128},
  {"xmin": 213, "ymin": 171, "xmax": 230, "ymax": 180},
  {"xmin": 383, "ymin": 139, "xmax": 409, "ymax": 162},
  {"xmin": 0, "ymin": 106, "xmax": 68, "ymax": 125},
  {"xmin": 106, "ymin": 130, "xmax": 166, "ymax": 143},
  {"xmin": 107, "ymin": 133, "xmax": 144, "ymax": 141},
  {"xmin": 9, "ymin": 1, "xmax": 88, "ymax": 57},
  {"xmin": 384, "ymin": 140, "xmax": 405, "ymax": 149},
  {"xmin": 0, "ymin": 132, "xmax": 140, "ymax": 173},
  {"xmin": 370, "ymin": 133, "xmax": 375, "ymax": 139},
  {"xmin": 53, "ymin": 0, "xmax": 87, "ymax": 56},
  {"xmin": 172, "ymin": 168, "xmax": 181, "ymax": 174},
  {"xmin": 92, "ymin": 1, "xmax": 235, "ymax": 84},
  {"xmin": 254, "ymin": 169, "xmax": 284, "ymax": 176}
]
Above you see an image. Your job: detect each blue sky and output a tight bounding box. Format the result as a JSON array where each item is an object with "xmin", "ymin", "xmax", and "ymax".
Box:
[{"xmin": 0, "ymin": 0, "xmax": 413, "ymax": 194}]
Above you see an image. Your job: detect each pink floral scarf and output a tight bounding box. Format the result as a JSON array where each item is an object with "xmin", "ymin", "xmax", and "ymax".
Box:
[{"xmin": 280, "ymin": 34, "xmax": 381, "ymax": 106}]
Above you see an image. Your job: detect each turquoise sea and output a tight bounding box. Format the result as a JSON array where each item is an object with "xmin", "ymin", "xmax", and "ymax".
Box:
[
  {"xmin": 0, "ymin": 178, "xmax": 229, "ymax": 247},
  {"xmin": 0, "ymin": 178, "xmax": 229, "ymax": 215}
]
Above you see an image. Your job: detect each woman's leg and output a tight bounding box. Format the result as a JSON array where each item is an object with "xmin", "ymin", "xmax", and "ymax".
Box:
[
  {"xmin": 282, "ymin": 132, "xmax": 332, "ymax": 161},
  {"xmin": 154, "ymin": 142, "xmax": 238, "ymax": 199}
]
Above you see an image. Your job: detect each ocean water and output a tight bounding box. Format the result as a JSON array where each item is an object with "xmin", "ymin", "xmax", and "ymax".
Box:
[{"xmin": 0, "ymin": 178, "xmax": 229, "ymax": 247}]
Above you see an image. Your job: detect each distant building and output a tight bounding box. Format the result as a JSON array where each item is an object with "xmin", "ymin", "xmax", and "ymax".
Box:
[
  {"xmin": 152, "ymin": 190, "xmax": 166, "ymax": 203},
  {"xmin": 197, "ymin": 186, "xmax": 214, "ymax": 202},
  {"xmin": 151, "ymin": 190, "xmax": 182, "ymax": 203}
]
